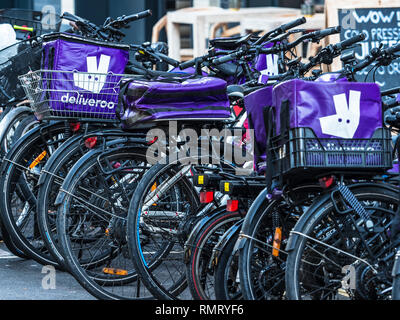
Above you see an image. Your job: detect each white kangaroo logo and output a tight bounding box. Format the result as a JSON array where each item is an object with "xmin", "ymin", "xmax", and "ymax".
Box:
[
  {"xmin": 73, "ymin": 55, "xmax": 111, "ymax": 94},
  {"xmin": 258, "ymin": 54, "xmax": 279, "ymax": 83},
  {"xmin": 319, "ymin": 90, "xmax": 361, "ymax": 139}
]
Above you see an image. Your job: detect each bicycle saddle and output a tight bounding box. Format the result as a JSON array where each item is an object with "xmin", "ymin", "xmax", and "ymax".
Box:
[
  {"xmin": 210, "ymin": 34, "xmax": 257, "ymax": 50},
  {"xmin": 214, "ymin": 61, "xmax": 240, "ymax": 76}
]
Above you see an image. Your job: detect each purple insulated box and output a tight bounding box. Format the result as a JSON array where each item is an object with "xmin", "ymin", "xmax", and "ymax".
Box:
[
  {"xmin": 272, "ymin": 79, "xmax": 382, "ymax": 139},
  {"xmin": 244, "ymin": 85, "xmax": 273, "ymax": 171},
  {"xmin": 120, "ymin": 76, "xmax": 230, "ymax": 127},
  {"xmin": 40, "ymin": 33, "xmax": 129, "ymax": 120},
  {"xmin": 270, "ymin": 79, "xmax": 392, "ymax": 176}
]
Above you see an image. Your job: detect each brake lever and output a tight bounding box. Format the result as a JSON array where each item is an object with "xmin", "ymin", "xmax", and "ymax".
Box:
[
  {"xmin": 105, "ymin": 25, "xmax": 126, "ymax": 37},
  {"xmin": 268, "ymin": 29, "xmax": 306, "ymax": 43},
  {"xmin": 342, "ymin": 44, "xmax": 362, "ymax": 52}
]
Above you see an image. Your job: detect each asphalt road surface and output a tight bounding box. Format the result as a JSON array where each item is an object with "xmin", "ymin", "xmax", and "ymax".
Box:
[{"xmin": 0, "ymin": 242, "xmax": 95, "ymax": 300}]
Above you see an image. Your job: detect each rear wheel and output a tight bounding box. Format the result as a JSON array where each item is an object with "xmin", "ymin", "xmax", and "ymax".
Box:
[
  {"xmin": 285, "ymin": 185, "xmax": 398, "ymax": 300},
  {"xmin": 0, "ymin": 109, "xmax": 34, "ymax": 160},
  {"xmin": 12, "ymin": 114, "xmax": 39, "ymax": 143}
]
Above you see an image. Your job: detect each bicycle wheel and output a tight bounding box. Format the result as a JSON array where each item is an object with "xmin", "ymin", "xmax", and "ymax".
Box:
[
  {"xmin": 185, "ymin": 208, "xmax": 242, "ymax": 300},
  {"xmin": 37, "ymin": 131, "xmax": 144, "ymax": 270},
  {"xmin": 56, "ymin": 147, "xmax": 154, "ymax": 299},
  {"xmin": 0, "ymin": 106, "xmax": 33, "ymax": 161},
  {"xmin": 36, "ymin": 133, "xmax": 91, "ymax": 269},
  {"xmin": 213, "ymin": 220, "xmax": 243, "ymax": 300},
  {"xmin": 127, "ymin": 160, "xmax": 203, "ymax": 300},
  {"xmin": 0, "ymin": 121, "xmax": 69, "ymax": 266},
  {"xmin": 238, "ymin": 185, "xmax": 321, "ymax": 300},
  {"xmin": 392, "ymin": 249, "xmax": 400, "ymax": 300},
  {"xmin": 285, "ymin": 183, "xmax": 398, "ymax": 300},
  {"xmin": 12, "ymin": 114, "xmax": 39, "ymax": 143}
]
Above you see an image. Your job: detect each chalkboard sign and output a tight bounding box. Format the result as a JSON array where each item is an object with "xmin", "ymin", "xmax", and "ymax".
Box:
[{"xmin": 337, "ymin": 7, "xmax": 400, "ymax": 90}]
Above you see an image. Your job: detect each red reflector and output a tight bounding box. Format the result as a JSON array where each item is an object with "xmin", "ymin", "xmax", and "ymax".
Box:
[
  {"xmin": 70, "ymin": 122, "xmax": 81, "ymax": 132},
  {"xmin": 112, "ymin": 162, "xmax": 121, "ymax": 169},
  {"xmin": 84, "ymin": 136, "xmax": 98, "ymax": 149},
  {"xmin": 233, "ymin": 104, "xmax": 243, "ymax": 117},
  {"xmin": 319, "ymin": 176, "xmax": 335, "ymax": 189},
  {"xmin": 227, "ymin": 199, "xmax": 239, "ymax": 212},
  {"xmin": 147, "ymin": 136, "xmax": 158, "ymax": 145},
  {"xmin": 200, "ymin": 191, "xmax": 214, "ymax": 203}
]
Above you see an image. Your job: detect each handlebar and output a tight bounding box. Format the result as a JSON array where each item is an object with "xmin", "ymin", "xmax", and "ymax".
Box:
[
  {"xmin": 212, "ymin": 27, "xmax": 346, "ymax": 66},
  {"xmin": 254, "ymin": 17, "xmax": 306, "ymax": 45},
  {"xmin": 122, "ymin": 10, "xmax": 152, "ymax": 24},
  {"xmin": 386, "ymin": 42, "xmax": 400, "ymax": 55},
  {"xmin": 131, "ymin": 44, "xmax": 180, "ymax": 68},
  {"xmin": 61, "ymin": 12, "xmax": 87, "ymax": 23},
  {"xmin": 62, "ymin": 9, "xmax": 152, "ymax": 41},
  {"xmin": 333, "ymin": 33, "xmax": 366, "ymax": 51},
  {"xmin": 281, "ymin": 17, "xmax": 307, "ymax": 33},
  {"xmin": 156, "ymin": 52, "xmax": 180, "ymax": 67},
  {"xmin": 179, "ymin": 55, "xmax": 207, "ymax": 70},
  {"xmin": 106, "ymin": 10, "xmax": 152, "ymax": 29},
  {"xmin": 211, "ymin": 52, "xmax": 241, "ymax": 66},
  {"xmin": 313, "ymin": 26, "xmax": 341, "ymax": 39}
]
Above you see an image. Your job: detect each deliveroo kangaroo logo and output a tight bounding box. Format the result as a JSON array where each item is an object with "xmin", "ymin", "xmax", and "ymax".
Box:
[
  {"xmin": 73, "ymin": 54, "xmax": 111, "ymax": 93},
  {"xmin": 319, "ymin": 90, "xmax": 361, "ymax": 139}
]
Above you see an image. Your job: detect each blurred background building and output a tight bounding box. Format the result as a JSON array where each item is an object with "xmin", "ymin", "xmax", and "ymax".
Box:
[{"xmin": 1, "ymin": 0, "xmax": 313, "ymax": 46}]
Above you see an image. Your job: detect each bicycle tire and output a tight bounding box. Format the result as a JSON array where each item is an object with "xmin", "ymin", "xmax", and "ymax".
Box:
[
  {"xmin": 37, "ymin": 130, "xmax": 145, "ymax": 270},
  {"xmin": 0, "ymin": 121, "xmax": 69, "ymax": 267},
  {"xmin": 285, "ymin": 183, "xmax": 398, "ymax": 300},
  {"xmin": 238, "ymin": 185, "xmax": 321, "ymax": 300},
  {"xmin": 186, "ymin": 209, "xmax": 242, "ymax": 300},
  {"xmin": 127, "ymin": 160, "xmax": 202, "ymax": 300},
  {"xmin": 392, "ymin": 249, "xmax": 400, "ymax": 300},
  {"xmin": 56, "ymin": 147, "xmax": 155, "ymax": 299},
  {"xmin": 0, "ymin": 107, "xmax": 33, "ymax": 161},
  {"xmin": 36, "ymin": 133, "xmax": 89, "ymax": 270},
  {"xmin": 11, "ymin": 114, "xmax": 39, "ymax": 144},
  {"xmin": 213, "ymin": 221, "xmax": 242, "ymax": 300}
]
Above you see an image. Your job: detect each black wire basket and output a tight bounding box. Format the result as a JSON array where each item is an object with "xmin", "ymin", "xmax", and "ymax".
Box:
[{"xmin": 0, "ymin": 39, "xmax": 42, "ymax": 105}]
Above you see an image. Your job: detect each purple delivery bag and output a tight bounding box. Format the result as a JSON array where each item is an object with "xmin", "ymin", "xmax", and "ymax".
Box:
[
  {"xmin": 269, "ymin": 79, "xmax": 392, "ymax": 177},
  {"xmin": 244, "ymin": 85, "xmax": 273, "ymax": 172},
  {"xmin": 39, "ymin": 33, "xmax": 129, "ymax": 120},
  {"xmin": 119, "ymin": 76, "xmax": 230, "ymax": 127},
  {"xmin": 272, "ymin": 79, "xmax": 382, "ymax": 139}
]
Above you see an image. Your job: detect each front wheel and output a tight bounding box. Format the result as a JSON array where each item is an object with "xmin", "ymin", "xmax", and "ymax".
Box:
[
  {"xmin": 186, "ymin": 209, "xmax": 242, "ymax": 300},
  {"xmin": 127, "ymin": 161, "xmax": 201, "ymax": 300}
]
